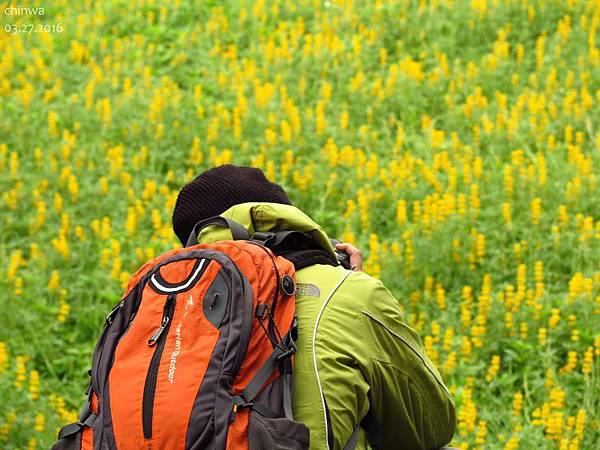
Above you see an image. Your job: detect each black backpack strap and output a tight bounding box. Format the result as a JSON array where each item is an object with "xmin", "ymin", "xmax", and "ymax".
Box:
[
  {"xmin": 343, "ymin": 425, "xmax": 361, "ymax": 450},
  {"xmin": 250, "ymin": 230, "xmax": 310, "ymax": 248},
  {"xmin": 251, "ymin": 231, "xmax": 340, "ymax": 269},
  {"xmin": 231, "ymin": 323, "xmax": 297, "ymax": 421},
  {"xmin": 189, "ymin": 220, "xmax": 343, "ymax": 270},
  {"xmin": 186, "ymin": 216, "xmax": 250, "ymax": 246},
  {"xmin": 52, "ymin": 399, "xmax": 97, "ymax": 448},
  {"xmin": 280, "ymin": 248, "xmax": 339, "ymax": 270}
]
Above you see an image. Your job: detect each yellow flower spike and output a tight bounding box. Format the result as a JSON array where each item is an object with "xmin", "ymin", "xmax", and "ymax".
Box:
[
  {"xmin": 443, "ymin": 351, "xmax": 457, "ymax": 375},
  {"xmin": 475, "ymin": 420, "xmax": 487, "ymax": 444},
  {"xmin": 99, "ymin": 97, "xmax": 112, "ymax": 126},
  {"xmin": 99, "ymin": 177, "xmax": 108, "ymax": 195},
  {"xmin": 48, "ymin": 111, "xmax": 59, "ymax": 137},
  {"xmin": 8, "ymin": 152, "xmax": 19, "ymax": 178},
  {"xmin": 142, "ymin": 180, "xmax": 157, "ymax": 201},
  {"xmin": 33, "ymin": 413, "xmax": 45, "ymax": 432},
  {"xmin": 28, "ymin": 370, "xmax": 40, "ymax": 400},
  {"xmin": 502, "ymin": 202, "xmax": 512, "ymax": 228},
  {"xmin": 530, "ymin": 198, "xmax": 542, "ymax": 225},
  {"xmin": 559, "ymin": 351, "xmax": 577, "ymax": 374},
  {"xmin": 519, "ymin": 322, "xmax": 528, "ymax": 339},
  {"xmin": 27, "ymin": 437, "xmax": 37, "ymax": 450},
  {"xmin": 548, "ymin": 308, "xmax": 561, "ymax": 328},
  {"xmin": 431, "ymin": 321, "xmax": 441, "ymax": 343},
  {"xmin": 0, "ymin": 342, "xmax": 7, "ymax": 373},
  {"xmin": 124, "ymin": 207, "xmax": 137, "ymax": 235},
  {"xmin": 47, "ymin": 271, "xmax": 60, "ymax": 290},
  {"xmin": 570, "ymin": 329, "xmax": 580, "ymax": 342},
  {"xmin": 98, "ymin": 216, "xmax": 112, "ymax": 240},
  {"xmin": 356, "ymin": 189, "xmax": 370, "ymax": 229},
  {"xmin": 423, "ymin": 335, "xmax": 438, "ymax": 365},
  {"xmin": 14, "ymin": 356, "xmax": 27, "ymax": 388},
  {"xmin": 443, "ymin": 327, "xmax": 454, "ymax": 351},
  {"xmin": 436, "ymin": 287, "xmax": 446, "ymax": 310},
  {"xmin": 120, "ymin": 272, "xmax": 131, "ymax": 289},
  {"xmin": 485, "ymin": 355, "xmax": 501, "ymax": 382},
  {"xmin": 476, "ymin": 233, "xmax": 485, "ymax": 263},
  {"xmin": 538, "ymin": 327, "xmax": 548, "ymax": 346},
  {"xmin": 279, "ymin": 120, "xmax": 292, "ymax": 143},
  {"xmin": 189, "ymin": 136, "xmax": 203, "ymax": 166},
  {"xmin": 14, "ymin": 277, "xmax": 24, "ymax": 296},
  {"xmin": 431, "ymin": 129, "xmax": 445, "ymax": 149},
  {"xmin": 461, "ymin": 335, "xmax": 472, "ymax": 358},
  {"xmin": 504, "ymin": 437, "xmax": 519, "ymax": 450},
  {"xmin": 549, "ymin": 387, "xmax": 565, "ymax": 410},
  {"xmin": 581, "ymin": 347, "xmax": 593, "ymax": 375}
]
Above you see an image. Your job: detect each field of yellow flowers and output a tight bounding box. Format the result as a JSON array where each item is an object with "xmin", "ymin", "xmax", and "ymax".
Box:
[{"xmin": 1, "ymin": 0, "xmax": 599, "ymax": 448}]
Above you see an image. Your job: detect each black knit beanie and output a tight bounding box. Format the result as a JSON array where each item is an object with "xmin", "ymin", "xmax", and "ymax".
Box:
[{"xmin": 172, "ymin": 165, "xmax": 292, "ymax": 245}]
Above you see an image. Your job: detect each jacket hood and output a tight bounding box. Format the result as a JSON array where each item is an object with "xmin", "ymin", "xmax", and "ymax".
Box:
[{"xmin": 194, "ymin": 202, "xmax": 337, "ymax": 259}]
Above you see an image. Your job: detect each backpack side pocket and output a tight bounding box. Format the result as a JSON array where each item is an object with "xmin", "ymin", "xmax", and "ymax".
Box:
[{"xmin": 248, "ymin": 409, "xmax": 310, "ymax": 450}]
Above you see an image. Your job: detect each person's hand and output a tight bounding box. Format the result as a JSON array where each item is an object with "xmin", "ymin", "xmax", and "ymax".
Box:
[{"xmin": 334, "ymin": 242, "xmax": 362, "ymax": 271}]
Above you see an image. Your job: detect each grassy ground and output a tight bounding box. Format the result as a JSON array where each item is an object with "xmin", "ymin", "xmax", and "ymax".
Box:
[{"xmin": 0, "ymin": 0, "xmax": 598, "ymax": 448}]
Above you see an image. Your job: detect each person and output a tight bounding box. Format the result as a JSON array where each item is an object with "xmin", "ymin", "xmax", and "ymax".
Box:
[{"xmin": 172, "ymin": 165, "xmax": 456, "ymax": 450}]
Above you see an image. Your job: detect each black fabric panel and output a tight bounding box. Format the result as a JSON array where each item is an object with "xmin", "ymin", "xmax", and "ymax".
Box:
[
  {"xmin": 102, "ymin": 380, "xmax": 118, "ymax": 450},
  {"xmin": 203, "ymin": 269, "xmax": 230, "ymax": 328},
  {"xmin": 50, "ymin": 430, "xmax": 82, "ymax": 450},
  {"xmin": 254, "ymin": 376, "xmax": 284, "ymax": 417},
  {"xmin": 278, "ymin": 248, "xmax": 338, "ymax": 270},
  {"xmin": 185, "ymin": 253, "xmax": 255, "ymax": 450},
  {"xmin": 91, "ymin": 283, "xmax": 142, "ymax": 396}
]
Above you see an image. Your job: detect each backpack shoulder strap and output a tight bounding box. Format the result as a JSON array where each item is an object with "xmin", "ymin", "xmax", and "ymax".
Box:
[
  {"xmin": 186, "ymin": 216, "xmax": 250, "ymax": 246},
  {"xmin": 187, "ymin": 216, "xmax": 343, "ymax": 270}
]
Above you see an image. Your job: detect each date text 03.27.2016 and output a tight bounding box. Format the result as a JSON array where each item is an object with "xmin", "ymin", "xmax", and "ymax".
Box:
[{"xmin": 3, "ymin": 23, "xmax": 64, "ymax": 34}]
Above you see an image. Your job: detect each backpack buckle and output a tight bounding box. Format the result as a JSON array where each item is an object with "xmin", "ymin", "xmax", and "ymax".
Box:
[{"xmin": 275, "ymin": 342, "xmax": 296, "ymax": 361}]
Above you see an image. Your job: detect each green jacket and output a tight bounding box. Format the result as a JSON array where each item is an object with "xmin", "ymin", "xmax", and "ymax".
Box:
[{"xmin": 196, "ymin": 202, "xmax": 456, "ymax": 450}]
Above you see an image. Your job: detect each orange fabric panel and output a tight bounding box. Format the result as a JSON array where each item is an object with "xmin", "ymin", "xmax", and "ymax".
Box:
[
  {"xmin": 81, "ymin": 427, "xmax": 93, "ymax": 450},
  {"xmin": 90, "ymin": 392, "xmax": 98, "ymax": 414},
  {"xmin": 109, "ymin": 285, "xmax": 168, "ymax": 449},
  {"xmin": 158, "ymin": 258, "xmax": 198, "ymax": 284},
  {"xmin": 226, "ymin": 408, "xmax": 249, "ymax": 450},
  {"xmin": 151, "ymin": 261, "xmax": 221, "ymax": 449}
]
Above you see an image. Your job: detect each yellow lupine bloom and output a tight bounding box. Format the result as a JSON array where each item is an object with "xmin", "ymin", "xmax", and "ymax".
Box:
[
  {"xmin": 29, "ymin": 370, "xmax": 40, "ymax": 400},
  {"xmin": 14, "ymin": 356, "xmax": 27, "ymax": 389},
  {"xmin": 530, "ymin": 198, "xmax": 542, "ymax": 225},
  {"xmin": 0, "ymin": 343, "xmax": 7, "ymax": 373},
  {"xmin": 34, "ymin": 414, "xmax": 45, "ymax": 433},
  {"xmin": 485, "ymin": 355, "xmax": 501, "ymax": 382}
]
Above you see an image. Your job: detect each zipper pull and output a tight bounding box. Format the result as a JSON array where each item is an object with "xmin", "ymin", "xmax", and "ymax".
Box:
[
  {"xmin": 106, "ymin": 300, "xmax": 124, "ymax": 325},
  {"xmin": 147, "ymin": 316, "xmax": 170, "ymax": 346}
]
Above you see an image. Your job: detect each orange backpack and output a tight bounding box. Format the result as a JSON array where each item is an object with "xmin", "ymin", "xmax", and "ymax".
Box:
[{"xmin": 52, "ymin": 217, "xmax": 310, "ymax": 450}]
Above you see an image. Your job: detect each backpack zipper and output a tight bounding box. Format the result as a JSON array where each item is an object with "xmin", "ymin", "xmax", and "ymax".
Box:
[{"xmin": 142, "ymin": 294, "xmax": 176, "ymax": 439}]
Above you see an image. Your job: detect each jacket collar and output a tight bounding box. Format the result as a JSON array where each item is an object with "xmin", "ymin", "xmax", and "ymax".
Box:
[{"xmin": 195, "ymin": 202, "xmax": 337, "ymax": 260}]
